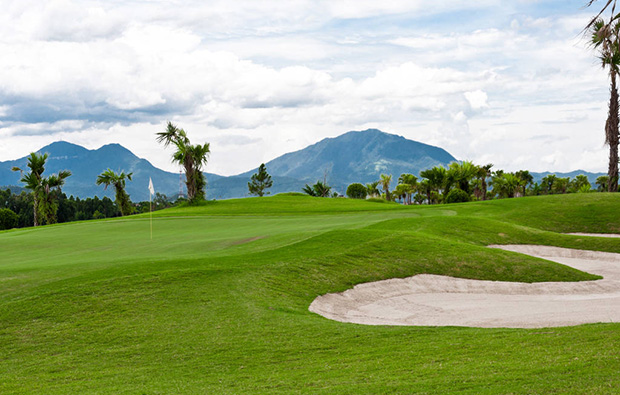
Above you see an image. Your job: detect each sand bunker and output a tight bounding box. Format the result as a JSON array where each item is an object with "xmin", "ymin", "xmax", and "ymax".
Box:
[
  {"xmin": 309, "ymin": 245, "xmax": 620, "ymax": 328},
  {"xmin": 566, "ymin": 233, "xmax": 620, "ymax": 238}
]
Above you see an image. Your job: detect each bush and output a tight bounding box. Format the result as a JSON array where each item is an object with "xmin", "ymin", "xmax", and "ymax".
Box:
[
  {"xmin": 0, "ymin": 208, "xmax": 18, "ymax": 230},
  {"xmin": 445, "ymin": 188, "xmax": 470, "ymax": 204},
  {"xmin": 346, "ymin": 183, "xmax": 368, "ymax": 199}
]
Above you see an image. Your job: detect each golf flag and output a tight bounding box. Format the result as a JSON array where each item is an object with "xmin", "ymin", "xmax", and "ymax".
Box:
[{"xmin": 148, "ymin": 177, "xmax": 154, "ymax": 240}]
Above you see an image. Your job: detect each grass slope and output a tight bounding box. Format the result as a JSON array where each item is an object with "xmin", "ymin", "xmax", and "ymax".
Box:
[{"xmin": 1, "ymin": 193, "xmax": 620, "ymax": 393}]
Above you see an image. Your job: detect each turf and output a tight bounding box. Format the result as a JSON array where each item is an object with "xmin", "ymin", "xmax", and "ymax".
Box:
[{"xmin": 1, "ymin": 193, "xmax": 619, "ymax": 393}]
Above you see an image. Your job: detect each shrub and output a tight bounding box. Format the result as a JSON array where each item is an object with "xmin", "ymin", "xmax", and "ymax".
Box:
[
  {"xmin": 346, "ymin": 183, "xmax": 368, "ymax": 199},
  {"xmin": 445, "ymin": 188, "xmax": 470, "ymax": 204},
  {"xmin": 0, "ymin": 208, "xmax": 18, "ymax": 230}
]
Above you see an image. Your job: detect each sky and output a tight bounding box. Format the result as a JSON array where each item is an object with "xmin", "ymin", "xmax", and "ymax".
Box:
[{"xmin": 0, "ymin": 0, "xmax": 613, "ymax": 175}]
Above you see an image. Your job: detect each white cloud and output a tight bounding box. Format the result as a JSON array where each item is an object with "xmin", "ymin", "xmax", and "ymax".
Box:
[
  {"xmin": 0, "ymin": 0, "xmax": 613, "ymax": 177},
  {"xmin": 464, "ymin": 90, "xmax": 488, "ymax": 110}
]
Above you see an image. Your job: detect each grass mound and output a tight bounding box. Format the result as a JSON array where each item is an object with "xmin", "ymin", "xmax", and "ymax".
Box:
[{"xmin": 1, "ymin": 193, "xmax": 619, "ymax": 393}]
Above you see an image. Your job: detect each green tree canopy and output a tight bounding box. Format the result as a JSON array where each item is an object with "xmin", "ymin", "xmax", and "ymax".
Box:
[
  {"xmin": 0, "ymin": 208, "xmax": 18, "ymax": 230},
  {"xmin": 156, "ymin": 122, "xmax": 211, "ymax": 203},
  {"xmin": 96, "ymin": 169, "xmax": 134, "ymax": 216},
  {"xmin": 379, "ymin": 174, "xmax": 392, "ymax": 201},
  {"xmin": 302, "ymin": 181, "xmax": 331, "ymax": 197},
  {"xmin": 248, "ymin": 163, "xmax": 273, "ymax": 197},
  {"xmin": 12, "ymin": 153, "xmax": 71, "ymax": 226},
  {"xmin": 346, "ymin": 183, "xmax": 367, "ymax": 199}
]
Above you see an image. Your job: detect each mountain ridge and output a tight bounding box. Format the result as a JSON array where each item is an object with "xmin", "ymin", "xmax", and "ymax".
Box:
[{"xmin": 0, "ymin": 131, "xmax": 607, "ymax": 200}]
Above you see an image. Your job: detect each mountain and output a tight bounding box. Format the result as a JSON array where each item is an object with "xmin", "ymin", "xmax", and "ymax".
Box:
[
  {"xmin": 0, "ymin": 142, "xmax": 222, "ymax": 201},
  {"xmin": 241, "ymin": 129, "xmax": 457, "ymax": 193},
  {"xmin": 0, "ymin": 130, "xmax": 458, "ymax": 200},
  {"xmin": 3, "ymin": 130, "xmax": 602, "ymax": 201}
]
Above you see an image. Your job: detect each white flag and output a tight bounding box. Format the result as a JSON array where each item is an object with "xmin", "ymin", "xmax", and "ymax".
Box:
[{"xmin": 148, "ymin": 177, "xmax": 155, "ymax": 196}]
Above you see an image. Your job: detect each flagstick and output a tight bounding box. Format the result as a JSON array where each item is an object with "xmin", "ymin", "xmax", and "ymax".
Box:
[{"xmin": 150, "ymin": 192, "xmax": 153, "ymax": 240}]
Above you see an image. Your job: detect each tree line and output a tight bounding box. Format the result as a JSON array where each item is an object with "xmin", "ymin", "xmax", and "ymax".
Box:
[{"xmin": 326, "ymin": 161, "xmax": 611, "ymax": 204}]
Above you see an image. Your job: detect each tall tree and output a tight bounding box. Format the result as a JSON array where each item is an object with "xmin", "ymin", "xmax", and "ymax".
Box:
[
  {"xmin": 446, "ymin": 161, "xmax": 477, "ymax": 195},
  {"xmin": 596, "ymin": 175, "xmax": 610, "ymax": 191},
  {"xmin": 38, "ymin": 171, "xmax": 71, "ymax": 224},
  {"xmin": 474, "ymin": 163, "xmax": 493, "ymax": 201},
  {"xmin": 379, "ymin": 174, "xmax": 392, "ymax": 201},
  {"xmin": 515, "ymin": 170, "xmax": 534, "ymax": 197},
  {"xmin": 156, "ymin": 122, "xmax": 211, "ymax": 202},
  {"xmin": 365, "ymin": 181, "xmax": 380, "ymax": 198},
  {"xmin": 96, "ymin": 169, "xmax": 134, "ymax": 216},
  {"xmin": 12, "ymin": 152, "xmax": 46, "ymax": 226},
  {"xmin": 586, "ymin": 0, "xmax": 618, "ymax": 30},
  {"xmin": 398, "ymin": 173, "xmax": 417, "ymax": 205},
  {"xmin": 420, "ymin": 166, "xmax": 447, "ymax": 203},
  {"xmin": 12, "ymin": 153, "xmax": 71, "ymax": 226},
  {"xmin": 590, "ymin": 16, "xmax": 620, "ymax": 191},
  {"xmin": 491, "ymin": 172, "xmax": 522, "ymax": 199},
  {"xmin": 540, "ymin": 174, "xmax": 558, "ymax": 195},
  {"xmin": 569, "ymin": 174, "xmax": 592, "ymax": 193},
  {"xmin": 248, "ymin": 163, "xmax": 273, "ymax": 197}
]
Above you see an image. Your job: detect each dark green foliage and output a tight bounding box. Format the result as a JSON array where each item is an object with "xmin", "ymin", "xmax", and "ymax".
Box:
[
  {"xmin": 248, "ymin": 163, "xmax": 273, "ymax": 197},
  {"xmin": 346, "ymin": 183, "xmax": 367, "ymax": 199},
  {"xmin": 445, "ymin": 188, "xmax": 470, "ymax": 204},
  {"xmin": 302, "ymin": 181, "xmax": 332, "ymax": 197},
  {"xmin": 11, "ymin": 152, "xmax": 71, "ymax": 226},
  {"xmin": 0, "ymin": 208, "xmax": 18, "ymax": 230},
  {"xmin": 156, "ymin": 122, "xmax": 210, "ymax": 203},
  {"xmin": 96, "ymin": 169, "xmax": 134, "ymax": 216}
]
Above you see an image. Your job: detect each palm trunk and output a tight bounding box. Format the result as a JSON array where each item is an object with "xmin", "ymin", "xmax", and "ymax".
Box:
[
  {"xmin": 481, "ymin": 177, "xmax": 488, "ymax": 201},
  {"xmin": 607, "ymin": 70, "xmax": 619, "ymax": 192},
  {"xmin": 185, "ymin": 161, "xmax": 196, "ymax": 202},
  {"xmin": 33, "ymin": 196, "xmax": 39, "ymax": 227}
]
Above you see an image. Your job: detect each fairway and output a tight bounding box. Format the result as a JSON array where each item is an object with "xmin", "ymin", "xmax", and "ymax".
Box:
[{"xmin": 1, "ymin": 194, "xmax": 620, "ymax": 393}]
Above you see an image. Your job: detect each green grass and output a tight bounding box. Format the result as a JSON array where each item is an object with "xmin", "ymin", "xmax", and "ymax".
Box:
[{"xmin": 1, "ymin": 193, "xmax": 620, "ymax": 393}]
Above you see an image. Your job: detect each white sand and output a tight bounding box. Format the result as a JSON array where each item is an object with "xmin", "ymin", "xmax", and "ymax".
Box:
[
  {"xmin": 309, "ymin": 245, "xmax": 620, "ymax": 328},
  {"xmin": 566, "ymin": 233, "xmax": 620, "ymax": 238}
]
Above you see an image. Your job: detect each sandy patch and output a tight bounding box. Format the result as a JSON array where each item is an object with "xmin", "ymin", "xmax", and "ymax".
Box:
[
  {"xmin": 309, "ymin": 245, "xmax": 620, "ymax": 328},
  {"xmin": 566, "ymin": 233, "xmax": 620, "ymax": 238}
]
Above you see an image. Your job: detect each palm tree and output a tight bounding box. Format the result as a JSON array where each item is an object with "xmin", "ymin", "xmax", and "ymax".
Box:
[
  {"xmin": 393, "ymin": 184, "xmax": 411, "ymax": 204},
  {"xmin": 365, "ymin": 181, "xmax": 380, "ymax": 198},
  {"xmin": 156, "ymin": 122, "xmax": 211, "ymax": 202},
  {"xmin": 590, "ymin": 17, "xmax": 620, "ymax": 192},
  {"xmin": 12, "ymin": 152, "xmax": 46, "ymax": 226},
  {"xmin": 515, "ymin": 170, "xmax": 534, "ymax": 197},
  {"xmin": 586, "ymin": 0, "xmax": 618, "ymax": 30},
  {"xmin": 96, "ymin": 169, "xmax": 134, "ymax": 216},
  {"xmin": 540, "ymin": 174, "xmax": 558, "ymax": 195},
  {"xmin": 302, "ymin": 181, "xmax": 331, "ymax": 197},
  {"xmin": 446, "ymin": 161, "xmax": 478, "ymax": 195},
  {"xmin": 420, "ymin": 166, "xmax": 447, "ymax": 203},
  {"xmin": 38, "ymin": 170, "xmax": 71, "ymax": 224},
  {"xmin": 596, "ymin": 175, "xmax": 610, "ymax": 191},
  {"xmin": 491, "ymin": 172, "xmax": 522, "ymax": 199},
  {"xmin": 398, "ymin": 173, "xmax": 417, "ymax": 204},
  {"xmin": 473, "ymin": 163, "xmax": 493, "ymax": 201},
  {"xmin": 379, "ymin": 174, "xmax": 392, "ymax": 201},
  {"xmin": 569, "ymin": 174, "xmax": 592, "ymax": 193},
  {"xmin": 12, "ymin": 153, "xmax": 71, "ymax": 226},
  {"xmin": 417, "ymin": 179, "xmax": 433, "ymax": 204}
]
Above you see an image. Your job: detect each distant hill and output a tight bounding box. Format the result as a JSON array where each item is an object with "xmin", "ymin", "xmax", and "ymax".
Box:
[
  {"xmin": 240, "ymin": 129, "xmax": 457, "ymax": 193},
  {"xmin": 1, "ymin": 130, "xmax": 606, "ymax": 200}
]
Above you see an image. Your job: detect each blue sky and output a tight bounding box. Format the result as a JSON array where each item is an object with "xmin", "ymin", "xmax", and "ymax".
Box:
[{"xmin": 0, "ymin": 0, "xmax": 612, "ymax": 175}]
